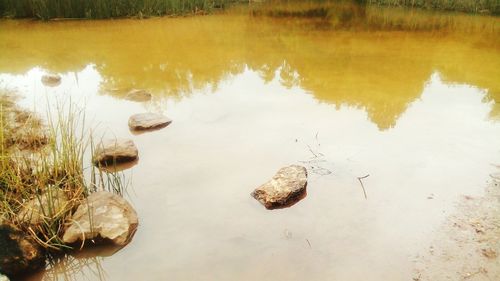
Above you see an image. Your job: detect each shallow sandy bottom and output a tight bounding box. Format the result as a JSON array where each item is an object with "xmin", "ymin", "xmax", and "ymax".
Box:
[{"xmin": 414, "ymin": 171, "xmax": 500, "ymax": 281}]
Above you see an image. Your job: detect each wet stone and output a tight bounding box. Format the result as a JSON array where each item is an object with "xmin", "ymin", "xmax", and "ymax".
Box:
[
  {"xmin": 17, "ymin": 187, "xmax": 69, "ymax": 225},
  {"xmin": 41, "ymin": 74, "xmax": 61, "ymax": 87},
  {"xmin": 93, "ymin": 139, "xmax": 138, "ymax": 166},
  {"xmin": 252, "ymin": 165, "xmax": 308, "ymax": 209},
  {"xmin": 0, "ymin": 274, "xmax": 9, "ymax": 281},
  {"xmin": 128, "ymin": 113, "xmax": 172, "ymax": 131},
  {"xmin": 0, "ymin": 224, "xmax": 45, "ymax": 277},
  {"xmin": 125, "ymin": 89, "xmax": 152, "ymax": 102},
  {"xmin": 63, "ymin": 191, "xmax": 139, "ymax": 246}
]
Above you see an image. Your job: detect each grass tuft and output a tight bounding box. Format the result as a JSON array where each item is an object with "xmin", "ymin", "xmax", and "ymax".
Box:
[{"xmin": 0, "ymin": 92, "xmax": 128, "ymax": 252}]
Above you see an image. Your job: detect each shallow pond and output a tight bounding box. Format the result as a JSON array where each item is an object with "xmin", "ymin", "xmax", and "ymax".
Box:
[{"xmin": 1, "ymin": 9, "xmax": 500, "ymax": 281}]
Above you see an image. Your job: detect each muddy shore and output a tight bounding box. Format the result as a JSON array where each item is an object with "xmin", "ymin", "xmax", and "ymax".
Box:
[{"xmin": 414, "ymin": 170, "xmax": 500, "ymax": 281}]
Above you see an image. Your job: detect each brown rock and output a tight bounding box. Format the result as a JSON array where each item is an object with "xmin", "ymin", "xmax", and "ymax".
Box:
[
  {"xmin": 17, "ymin": 187, "xmax": 69, "ymax": 225},
  {"xmin": 41, "ymin": 74, "xmax": 61, "ymax": 87},
  {"xmin": 125, "ymin": 89, "xmax": 152, "ymax": 102},
  {"xmin": 252, "ymin": 165, "xmax": 308, "ymax": 209},
  {"xmin": 62, "ymin": 192, "xmax": 138, "ymax": 246},
  {"xmin": 0, "ymin": 224, "xmax": 45, "ymax": 277},
  {"xmin": 93, "ymin": 139, "xmax": 138, "ymax": 166},
  {"xmin": 128, "ymin": 113, "xmax": 172, "ymax": 131}
]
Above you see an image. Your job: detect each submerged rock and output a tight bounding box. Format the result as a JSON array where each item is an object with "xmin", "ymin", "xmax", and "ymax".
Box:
[
  {"xmin": 93, "ymin": 139, "xmax": 138, "ymax": 166},
  {"xmin": 0, "ymin": 224, "xmax": 45, "ymax": 277},
  {"xmin": 63, "ymin": 191, "xmax": 138, "ymax": 246},
  {"xmin": 17, "ymin": 187, "xmax": 69, "ymax": 225},
  {"xmin": 41, "ymin": 74, "xmax": 61, "ymax": 87},
  {"xmin": 125, "ymin": 89, "xmax": 152, "ymax": 102},
  {"xmin": 128, "ymin": 113, "xmax": 172, "ymax": 131},
  {"xmin": 252, "ymin": 165, "xmax": 308, "ymax": 209}
]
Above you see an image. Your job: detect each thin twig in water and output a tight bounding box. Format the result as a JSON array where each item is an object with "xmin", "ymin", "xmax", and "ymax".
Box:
[
  {"xmin": 306, "ymin": 144, "xmax": 324, "ymax": 158},
  {"xmin": 357, "ymin": 174, "xmax": 370, "ymax": 199},
  {"xmin": 299, "ymin": 159, "xmax": 326, "ymax": 164},
  {"xmin": 307, "ymin": 144, "xmax": 319, "ymax": 158}
]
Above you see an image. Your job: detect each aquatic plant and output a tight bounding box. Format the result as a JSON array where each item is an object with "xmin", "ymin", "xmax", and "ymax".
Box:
[{"xmin": 0, "ymin": 94, "xmax": 128, "ymax": 251}]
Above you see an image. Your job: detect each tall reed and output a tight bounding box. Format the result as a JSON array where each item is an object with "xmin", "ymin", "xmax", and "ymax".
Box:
[{"xmin": 0, "ymin": 0, "xmax": 234, "ymax": 19}]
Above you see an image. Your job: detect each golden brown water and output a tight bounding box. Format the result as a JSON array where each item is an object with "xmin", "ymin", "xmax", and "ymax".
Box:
[{"xmin": 1, "ymin": 9, "xmax": 500, "ymax": 281}]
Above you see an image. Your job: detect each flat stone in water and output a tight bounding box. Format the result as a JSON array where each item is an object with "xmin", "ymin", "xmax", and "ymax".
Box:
[
  {"xmin": 252, "ymin": 165, "xmax": 308, "ymax": 209},
  {"xmin": 128, "ymin": 113, "xmax": 172, "ymax": 131},
  {"xmin": 41, "ymin": 74, "xmax": 61, "ymax": 87},
  {"xmin": 62, "ymin": 191, "xmax": 139, "ymax": 246},
  {"xmin": 93, "ymin": 139, "xmax": 138, "ymax": 166},
  {"xmin": 125, "ymin": 89, "xmax": 152, "ymax": 102},
  {"xmin": 16, "ymin": 187, "xmax": 69, "ymax": 225}
]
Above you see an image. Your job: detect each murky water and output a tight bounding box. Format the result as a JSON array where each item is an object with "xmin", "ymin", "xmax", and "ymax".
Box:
[{"xmin": 1, "ymin": 9, "xmax": 500, "ymax": 281}]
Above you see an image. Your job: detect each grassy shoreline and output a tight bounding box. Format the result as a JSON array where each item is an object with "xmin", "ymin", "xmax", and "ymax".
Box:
[
  {"xmin": 0, "ymin": 0, "xmax": 498, "ymax": 20},
  {"xmin": 253, "ymin": 1, "xmax": 499, "ymax": 17},
  {"xmin": 368, "ymin": 0, "xmax": 499, "ymax": 15},
  {"xmin": 0, "ymin": 0, "xmax": 237, "ymax": 20}
]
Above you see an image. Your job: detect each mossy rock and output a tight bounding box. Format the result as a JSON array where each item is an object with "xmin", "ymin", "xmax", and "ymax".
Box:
[{"xmin": 0, "ymin": 224, "xmax": 45, "ymax": 277}]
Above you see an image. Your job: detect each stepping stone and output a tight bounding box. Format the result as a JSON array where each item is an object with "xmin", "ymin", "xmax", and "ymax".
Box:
[
  {"xmin": 252, "ymin": 165, "xmax": 308, "ymax": 209},
  {"xmin": 93, "ymin": 139, "xmax": 138, "ymax": 166},
  {"xmin": 128, "ymin": 113, "xmax": 172, "ymax": 131},
  {"xmin": 63, "ymin": 191, "xmax": 138, "ymax": 246}
]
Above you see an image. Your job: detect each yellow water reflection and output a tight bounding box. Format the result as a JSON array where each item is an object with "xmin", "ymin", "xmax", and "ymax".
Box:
[{"xmin": 0, "ymin": 12, "xmax": 499, "ymax": 129}]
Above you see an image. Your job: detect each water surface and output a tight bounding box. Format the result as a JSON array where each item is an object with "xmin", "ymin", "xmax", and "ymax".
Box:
[{"xmin": 1, "ymin": 11, "xmax": 500, "ymax": 281}]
